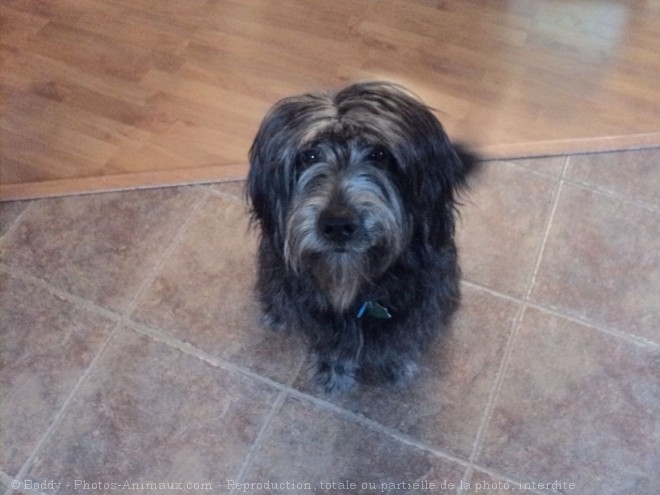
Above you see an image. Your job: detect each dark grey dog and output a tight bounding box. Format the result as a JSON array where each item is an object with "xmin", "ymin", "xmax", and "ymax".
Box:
[{"xmin": 247, "ymin": 82, "xmax": 477, "ymax": 392}]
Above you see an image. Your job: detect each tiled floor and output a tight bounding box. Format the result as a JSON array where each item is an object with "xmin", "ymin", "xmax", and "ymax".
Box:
[{"xmin": 1, "ymin": 149, "xmax": 659, "ymax": 495}]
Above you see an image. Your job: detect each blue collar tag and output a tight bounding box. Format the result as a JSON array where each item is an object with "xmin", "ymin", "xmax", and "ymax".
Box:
[{"xmin": 357, "ymin": 301, "xmax": 392, "ymax": 319}]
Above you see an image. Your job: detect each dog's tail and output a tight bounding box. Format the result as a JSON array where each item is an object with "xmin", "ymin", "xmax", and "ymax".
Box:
[{"xmin": 453, "ymin": 143, "xmax": 482, "ymax": 183}]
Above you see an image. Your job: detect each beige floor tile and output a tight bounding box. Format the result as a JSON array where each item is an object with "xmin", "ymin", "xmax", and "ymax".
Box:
[
  {"xmin": 479, "ymin": 307, "xmax": 660, "ymax": 495},
  {"xmin": 1, "ymin": 273, "xmax": 115, "ymax": 475},
  {"xmin": 566, "ymin": 148, "xmax": 660, "ymax": 209},
  {"xmin": 131, "ymin": 194, "xmax": 306, "ymax": 384},
  {"xmin": 27, "ymin": 328, "xmax": 279, "ymax": 491},
  {"xmin": 245, "ymin": 396, "xmax": 466, "ymax": 493},
  {"xmin": 0, "ymin": 188, "xmax": 203, "ymax": 313},
  {"xmin": 530, "ymin": 182, "xmax": 660, "ymax": 343},
  {"xmin": 458, "ymin": 160, "xmax": 559, "ymax": 297}
]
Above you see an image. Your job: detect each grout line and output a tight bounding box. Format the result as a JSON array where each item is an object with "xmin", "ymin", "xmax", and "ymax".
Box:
[
  {"xmin": 561, "ymin": 152, "xmax": 660, "ymax": 214},
  {"xmin": 461, "ymin": 279, "xmax": 660, "ymax": 350},
  {"xmin": 284, "ymin": 390, "xmax": 472, "ymax": 467},
  {"xmin": 0, "ymin": 200, "xmax": 37, "ymax": 242},
  {"xmin": 227, "ymin": 352, "xmax": 309, "ymax": 490},
  {"xmin": 457, "ymin": 465, "xmax": 473, "ymax": 495},
  {"xmin": 460, "ymin": 304, "xmax": 527, "ymax": 478},
  {"xmin": 460, "ymin": 279, "xmax": 522, "ymax": 305},
  {"xmin": 524, "ymin": 156, "xmax": 569, "ymax": 302},
  {"xmin": 206, "ymin": 184, "xmax": 247, "ymax": 206},
  {"xmin": 461, "ymin": 465, "xmax": 558, "ymax": 495},
  {"xmin": 560, "ymin": 175, "xmax": 660, "ymax": 215},
  {"xmin": 122, "ymin": 187, "xmax": 210, "ymax": 318},
  {"xmin": 0, "ymin": 263, "xmax": 124, "ymax": 325},
  {"xmin": 487, "ymin": 157, "xmax": 565, "ymax": 181},
  {"xmin": 229, "ymin": 392, "xmax": 287, "ymax": 495}
]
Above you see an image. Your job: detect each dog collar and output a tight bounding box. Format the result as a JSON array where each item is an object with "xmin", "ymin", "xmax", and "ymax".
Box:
[{"xmin": 357, "ymin": 301, "xmax": 392, "ymax": 319}]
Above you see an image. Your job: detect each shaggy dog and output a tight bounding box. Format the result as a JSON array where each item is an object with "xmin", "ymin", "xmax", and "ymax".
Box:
[{"xmin": 247, "ymin": 82, "xmax": 477, "ymax": 392}]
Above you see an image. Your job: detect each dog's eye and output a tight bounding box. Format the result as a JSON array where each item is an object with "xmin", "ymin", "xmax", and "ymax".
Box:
[
  {"xmin": 367, "ymin": 147, "xmax": 391, "ymax": 163},
  {"xmin": 299, "ymin": 149, "xmax": 324, "ymax": 165}
]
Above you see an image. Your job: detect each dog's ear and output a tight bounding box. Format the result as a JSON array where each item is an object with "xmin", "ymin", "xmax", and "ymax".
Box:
[
  {"xmin": 350, "ymin": 83, "xmax": 479, "ymax": 247},
  {"xmin": 246, "ymin": 101, "xmax": 300, "ymax": 249},
  {"xmin": 412, "ymin": 123, "xmax": 480, "ymax": 247},
  {"xmin": 247, "ymin": 92, "xmax": 337, "ymax": 249}
]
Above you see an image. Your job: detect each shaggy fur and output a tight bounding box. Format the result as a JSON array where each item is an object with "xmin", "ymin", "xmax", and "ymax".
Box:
[{"xmin": 247, "ymin": 81, "xmax": 477, "ymax": 392}]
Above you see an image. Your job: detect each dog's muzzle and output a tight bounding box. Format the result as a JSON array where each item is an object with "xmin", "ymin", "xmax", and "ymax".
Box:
[{"xmin": 317, "ymin": 207, "xmax": 361, "ymax": 245}]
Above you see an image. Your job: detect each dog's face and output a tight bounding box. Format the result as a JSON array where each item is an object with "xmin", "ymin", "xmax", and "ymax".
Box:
[{"xmin": 248, "ymin": 82, "xmax": 470, "ymax": 312}]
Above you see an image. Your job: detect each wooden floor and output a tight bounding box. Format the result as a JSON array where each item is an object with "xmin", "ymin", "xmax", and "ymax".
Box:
[{"xmin": 2, "ymin": 0, "xmax": 659, "ymax": 200}]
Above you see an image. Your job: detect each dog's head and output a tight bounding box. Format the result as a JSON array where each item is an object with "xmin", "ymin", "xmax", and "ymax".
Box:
[{"xmin": 247, "ymin": 82, "xmax": 475, "ymax": 311}]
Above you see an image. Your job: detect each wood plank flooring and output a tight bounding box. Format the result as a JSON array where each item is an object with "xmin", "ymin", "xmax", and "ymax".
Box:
[{"xmin": 1, "ymin": 0, "xmax": 659, "ymax": 200}]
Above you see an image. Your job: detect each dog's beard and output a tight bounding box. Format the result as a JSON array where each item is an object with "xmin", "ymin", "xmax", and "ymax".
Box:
[
  {"xmin": 284, "ymin": 164, "xmax": 409, "ymax": 312},
  {"xmin": 307, "ymin": 252, "xmax": 367, "ymax": 313}
]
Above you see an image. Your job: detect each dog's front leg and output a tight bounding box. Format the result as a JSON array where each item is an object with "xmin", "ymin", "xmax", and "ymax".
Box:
[{"xmin": 312, "ymin": 319, "xmax": 362, "ymax": 393}]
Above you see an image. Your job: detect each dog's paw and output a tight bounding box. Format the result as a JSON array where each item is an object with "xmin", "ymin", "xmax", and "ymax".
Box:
[
  {"xmin": 260, "ymin": 311, "xmax": 288, "ymax": 332},
  {"xmin": 315, "ymin": 361, "xmax": 358, "ymax": 393},
  {"xmin": 382, "ymin": 359, "xmax": 419, "ymax": 386}
]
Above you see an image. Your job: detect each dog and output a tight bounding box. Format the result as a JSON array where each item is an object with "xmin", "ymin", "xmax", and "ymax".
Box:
[{"xmin": 246, "ymin": 81, "xmax": 477, "ymax": 392}]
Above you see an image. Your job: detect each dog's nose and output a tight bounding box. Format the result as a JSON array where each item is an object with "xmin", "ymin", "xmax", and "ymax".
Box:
[{"xmin": 318, "ymin": 210, "xmax": 360, "ymax": 244}]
